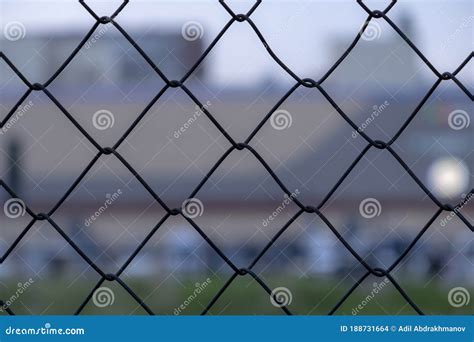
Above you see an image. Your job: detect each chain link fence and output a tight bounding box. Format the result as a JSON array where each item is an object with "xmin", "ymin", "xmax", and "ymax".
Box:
[{"xmin": 0, "ymin": 0, "xmax": 472, "ymax": 315}]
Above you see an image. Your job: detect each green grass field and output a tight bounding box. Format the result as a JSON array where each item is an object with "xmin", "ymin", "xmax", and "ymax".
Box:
[{"xmin": 2, "ymin": 276, "xmax": 472, "ymax": 315}]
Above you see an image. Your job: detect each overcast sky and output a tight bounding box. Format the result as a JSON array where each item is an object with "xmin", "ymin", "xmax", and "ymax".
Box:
[{"xmin": 1, "ymin": 0, "xmax": 472, "ymax": 85}]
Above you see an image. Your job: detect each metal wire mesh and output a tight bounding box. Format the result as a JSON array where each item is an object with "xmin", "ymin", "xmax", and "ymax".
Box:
[{"xmin": 0, "ymin": 0, "xmax": 473, "ymax": 315}]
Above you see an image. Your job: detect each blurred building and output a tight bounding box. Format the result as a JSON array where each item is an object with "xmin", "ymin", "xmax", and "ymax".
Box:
[
  {"xmin": 1, "ymin": 30, "xmax": 205, "ymax": 86},
  {"xmin": 0, "ymin": 26, "xmax": 472, "ymax": 281},
  {"xmin": 330, "ymin": 13, "xmax": 419, "ymax": 88}
]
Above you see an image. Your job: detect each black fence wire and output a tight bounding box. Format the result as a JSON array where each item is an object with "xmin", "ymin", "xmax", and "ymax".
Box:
[{"xmin": 0, "ymin": 0, "xmax": 473, "ymax": 316}]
